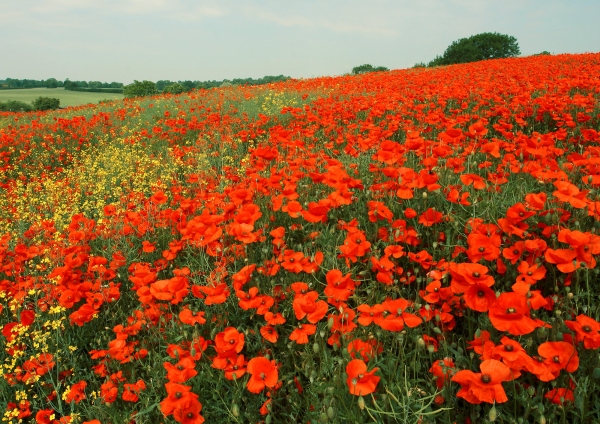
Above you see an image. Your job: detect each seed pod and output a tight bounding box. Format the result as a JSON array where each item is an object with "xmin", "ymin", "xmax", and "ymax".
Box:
[{"xmin": 358, "ymin": 396, "xmax": 365, "ymax": 410}]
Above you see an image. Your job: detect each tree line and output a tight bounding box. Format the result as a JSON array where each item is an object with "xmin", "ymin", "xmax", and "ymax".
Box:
[
  {"xmin": 0, "ymin": 78, "xmax": 124, "ymax": 90},
  {"xmin": 1, "ymin": 75, "xmax": 291, "ymax": 98},
  {"xmin": 124, "ymin": 75, "xmax": 290, "ymax": 98}
]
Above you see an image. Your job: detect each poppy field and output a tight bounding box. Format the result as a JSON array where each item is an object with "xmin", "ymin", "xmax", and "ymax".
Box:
[{"xmin": 1, "ymin": 53, "xmax": 600, "ymax": 423}]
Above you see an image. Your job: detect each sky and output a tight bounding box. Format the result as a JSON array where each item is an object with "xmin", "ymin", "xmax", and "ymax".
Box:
[{"xmin": 2, "ymin": 0, "xmax": 599, "ymax": 84}]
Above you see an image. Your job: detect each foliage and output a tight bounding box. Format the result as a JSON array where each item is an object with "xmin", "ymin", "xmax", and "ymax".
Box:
[
  {"xmin": 351, "ymin": 64, "xmax": 389, "ymax": 75},
  {"xmin": 163, "ymin": 83, "xmax": 187, "ymax": 94},
  {"xmin": 31, "ymin": 96, "xmax": 60, "ymax": 110},
  {"xmin": 123, "ymin": 80, "xmax": 159, "ymax": 98},
  {"xmin": 1, "ymin": 53, "xmax": 600, "ymax": 424},
  {"xmin": 0, "ymin": 100, "xmax": 32, "ymax": 112},
  {"xmin": 64, "ymin": 80, "xmax": 123, "ymax": 90},
  {"xmin": 428, "ymin": 32, "xmax": 521, "ymax": 66},
  {"xmin": 65, "ymin": 87, "xmax": 124, "ymax": 94},
  {"xmin": 0, "ymin": 78, "xmax": 64, "ymax": 89}
]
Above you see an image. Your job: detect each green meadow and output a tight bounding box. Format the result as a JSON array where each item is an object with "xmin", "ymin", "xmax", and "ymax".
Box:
[{"xmin": 0, "ymin": 87, "xmax": 123, "ymax": 108}]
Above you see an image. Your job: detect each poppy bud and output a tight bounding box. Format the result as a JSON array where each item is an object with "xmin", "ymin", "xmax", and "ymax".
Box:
[
  {"xmin": 539, "ymin": 415, "xmax": 546, "ymax": 424},
  {"xmin": 313, "ymin": 343, "xmax": 320, "ymax": 354},
  {"xmin": 319, "ymin": 413, "xmax": 328, "ymax": 422},
  {"xmin": 422, "ymin": 192, "xmax": 428, "ymax": 199},
  {"xmin": 266, "ymin": 414, "xmax": 272, "ymax": 424},
  {"xmin": 416, "ymin": 338, "xmax": 426, "ymax": 349},
  {"xmin": 488, "ymin": 405, "xmax": 497, "ymax": 421},
  {"xmin": 358, "ymin": 396, "xmax": 365, "ymax": 410},
  {"xmin": 232, "ymin": 403, "xmax": 239, "ymax": 417},
  {"xmin": 327, "ymin": 317, "xmax": 334, "ymax": 329},
  {"xmin": 327, "ymin": 406, "xmax": 335, "ymax": 419}
]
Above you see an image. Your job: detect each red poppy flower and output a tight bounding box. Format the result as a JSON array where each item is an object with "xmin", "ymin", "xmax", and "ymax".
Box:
[
  {"xmin": 324, "ymin": 269, "xmax": 356, "ymax": 302},
  {"xmin": 260, "ymin": 325, "xmax": 279, "ymax": 343},
  {"xmin": 246, "ymin": 357, "xmax": 279, "ymax": 394},
  {"xmin": 449, "ymin": 262, "xmax": 495, "ymax": 294},
  {"xmin": 466, "ymin": 233, "xmax": 500, "ymax": 262},
  {"xmin": 463, "ymin": 283, "xmax": 496, "ymax": 312},
  {"xmin": 179, "ymin": 307, "xmax": 206, "ymax": 326},
  {"xmin": 64, "ymin": 380, "xmax": 87, "ymax": 404},
  {"xmin": 293, "ymin": 291, "xmax": 328, "ymax": 323},
  {"xmin": 460, "ymin": 174, "xmax": 486, "ymax": 190},
  {"xmin": 367, "ymin": 201, "xmax": 394, "ymax": 222},
  {"xmin": 545, "ymin": 387, "xmax": 575, "ymax": 405},
  {"xmin": 429, "ymin": 357, "xmax": 456, "ymax": 389},
  {"xmin": 35, "ymin": 410, "xmax": 55, "ymax": 424},
  {"xmin": 565, "ymin": 314, "xmax": 600, "ymax": 349},
  {"xmin": 223, "ymin": 354, "xmax": 247, "ymax": 381},
  {"xmin": 488, "ymin": 292, "xmax": 539, "ymax": 336},
  {"xmin": 339, "ymin": 229, "xmax": 371, "ymax": 262},
  {"xmin": 214, "ymin": 327, "xmax": 245, "ymax": 357},
  {"xmin": 161, "ymin": 383, "xmax": 199, "ymax": 416},
  {"xmin": 524, "ymin": 192, "xmax": 546, "ymax": 210},
  {"xmin": 346, "ymin": 359, "xmax": 380, "ymax": 396},
  {"xmin": 538, "ymin": 341, "xmax": 579, "ymax": 377},
  {"xmin": 356, "ymin": 303, "xmax": 385, "ymax": 326},
  {"xmin": 553, "ymin": 181, "xmax": 588, "ymax": 208},
  {"xmin": 164, "ymin": 357, "xmax": 198, "ymax": 383},
  {"xmin": 280, "ymin": 250, "xmax": 305, "ymax": 273},
  {"xmin": 418, "ymin": 208, "xmax": 444, "ymax": 227},
  {"xmin": 172, "ymin": 397, "xmax": 205, "ymax": 424},
  {"xmin": 544, "ymin": 248, "xmax": 579, "ymax": 273},
  {"xmin": 347, "ymin": 338, "xmax": 381, "ymax": 362},
  {"xmin": 289, "ymin": 324, "xmax": 317, "ymax": 344},
  {"xmin": 451, "ymin": 359, "xmax": 513, "ymax": 404}
]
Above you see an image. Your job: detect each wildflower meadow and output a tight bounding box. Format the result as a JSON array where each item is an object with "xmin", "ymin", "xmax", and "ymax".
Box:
[{"xmin": 1, "ymin": 53, "xmax": 600, "ymax": 423}]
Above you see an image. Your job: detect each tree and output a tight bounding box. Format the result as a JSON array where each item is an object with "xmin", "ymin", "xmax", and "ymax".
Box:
[
  {"xmin": 123, "ymin": 80, "xmax": 158, "ymax": 98},
  {"xmin": 163, "ymin": 83, "xmax": 186, "ymax": 94},
  {"xmin": 32, "ymin": 97, "xmax": 60, "ymax": 111},
  {"xmin": 428, "ymin": 32, "xmax": 520, "ymax": 66},
  {"xmin": 351, "ymin": 64, "xmax": 389, "ymax": 75},
  {"xmin": 45, "ymin": 78, "xmax": 59, "ymax": 88}
]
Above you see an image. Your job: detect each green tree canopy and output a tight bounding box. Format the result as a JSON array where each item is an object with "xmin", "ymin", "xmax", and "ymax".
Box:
[
  {"xmin": 123, "ymin": 80, "xmax": 158, "ymax": 98},
  {"xmin": 163, "ymin": 83, "xmax": 187, "ymax": 94},
  {"xmin": 351, "ymin": 64, "xmax": 389, "ymax": 75},
  {"xmin": 428, "ymin": 32, "xmax": 520, "ymax": 67},
  {"xmin": 32, "ymin": 97, "xmax": 60, "ymax": 111}
]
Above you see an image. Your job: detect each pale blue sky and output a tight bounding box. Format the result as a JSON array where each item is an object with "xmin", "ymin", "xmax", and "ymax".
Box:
[{"xmin": 2, "ymin": 0, "xmax": 599, "ymax": 83}]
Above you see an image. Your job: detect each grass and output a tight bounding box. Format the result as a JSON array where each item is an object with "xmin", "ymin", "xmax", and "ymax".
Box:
[{"xmin": 0, "ymin": 87, "xmax": 123, "ymax": 107}]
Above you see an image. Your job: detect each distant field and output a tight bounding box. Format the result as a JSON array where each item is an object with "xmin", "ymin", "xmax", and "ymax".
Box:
[{"xmin": 0, "ymin": 87, "xmax": 124, "ymax": 107}]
